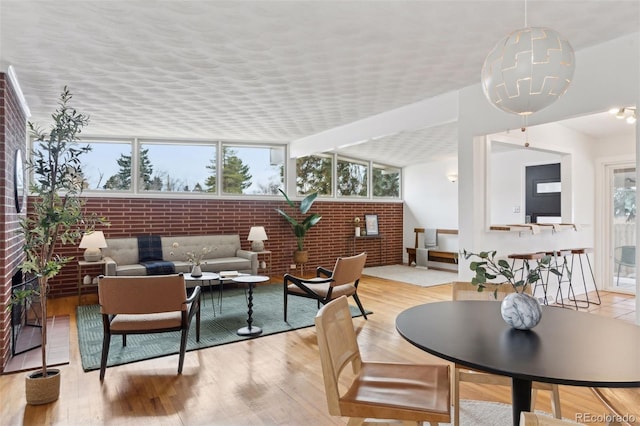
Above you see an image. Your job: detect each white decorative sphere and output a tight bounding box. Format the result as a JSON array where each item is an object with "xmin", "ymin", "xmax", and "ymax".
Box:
[
  {"xmin": 500, "ymin": 292, "xmax": 542, "ymax": 330},
  {"xmin": 481, "ymin": 27, "xmax": 575, "ymax": 116}
]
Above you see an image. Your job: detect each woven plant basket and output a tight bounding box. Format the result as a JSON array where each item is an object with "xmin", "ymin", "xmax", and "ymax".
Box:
[
  {"xmin": 293, "ymin": 250, "xmax": 308, "ymax": 265},
  {"xmin": 25, "ymin": 369, "xmax": 61, "ymax": 405}
]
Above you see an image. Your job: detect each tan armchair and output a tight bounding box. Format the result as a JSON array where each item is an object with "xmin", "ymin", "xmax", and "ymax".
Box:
[
  {"xmin": 315, "ymin": 296, "xmax": 451, "ymax": 425},
  {"xmin": 283, "ymin": 252, "xmax": 367, "ymax": 321},
  {"xmin": 97, "ymin": 274, "xmax": 201, "ymax": 381},
  {"xmin": 451, "ymin": 282, "xmax": 561, "ymax": 426}
]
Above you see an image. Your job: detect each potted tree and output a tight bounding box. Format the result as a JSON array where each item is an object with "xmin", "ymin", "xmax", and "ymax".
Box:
[
  {"xmin": 275, "ymin": 189, "xmax": 322, "ymax": 265},
  {"xmin": 18, "ymin": 87, "xmax": 107, "ymax": 404}
]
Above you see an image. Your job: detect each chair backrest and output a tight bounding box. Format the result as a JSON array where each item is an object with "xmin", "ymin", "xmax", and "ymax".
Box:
[
  {"xmin": 615, "ymin": 245, "xmax": 636, "ymax": 267},
  {"xmin": 98, "ymin": 274, "xmax": 187, "ymax": 315},
  {"xmin": 330, "ymin": 252, "xmax": 367, "ymax": 287},
  {"xmin": 314, "ymin": 296, "xmax": 362, "ymax": 416},
  {"xmin": 590, "ymin": 387, "xmax": 639, "ymax": 426},
  {"xmin": 451, "ymin": 281, "xmax": 531, "ymax": 301}
]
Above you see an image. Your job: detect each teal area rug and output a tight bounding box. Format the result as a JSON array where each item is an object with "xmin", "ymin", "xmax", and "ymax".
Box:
[{"xmin": 77, "ymin": 283, "xmax": 370, "ymax": 371}]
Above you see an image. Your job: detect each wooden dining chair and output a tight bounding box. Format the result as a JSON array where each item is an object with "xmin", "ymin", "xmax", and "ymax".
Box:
[
  {"xmin": 97, "ymin": 274, "xmax": 201, "ymax": 381},
  {"xmin": 451, "ymin": 282, "xmax": 562, "ymax": 426},
  {"xmin": 590, "ymin": 387, "xmax": 640, "ymax": 426},
  {"xmin": 315, "ymin": 296, "xmax": 451, "ymax": 425},
  {"xmin": 283, "ymin": 252, "xmax": 367, "ymax": 321}
]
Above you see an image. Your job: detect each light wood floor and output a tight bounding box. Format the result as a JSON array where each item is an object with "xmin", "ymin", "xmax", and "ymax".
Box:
[{"xmin": 0, "ymin": 276, "xmax": 637, "ymax": 425}]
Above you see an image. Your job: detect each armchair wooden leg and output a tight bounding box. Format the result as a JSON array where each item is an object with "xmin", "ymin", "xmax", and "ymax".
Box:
[
  {"xmin": 284, "ymin": 289, "xmax": 288, "ymax": 322},
  {"xmin": 196, "ymin": 306, "xmax": 201, "ymax": 342},
  {"xmin": 352, "ymin": 293, "xmax": 367, "ymax": 320},
  {"xmin": 178, "ymin": 328, "xmax": 188, "ymax": 374},
  {"xmin": 100, "ymin": 332, "xmax": 111, "ymax": 381}
]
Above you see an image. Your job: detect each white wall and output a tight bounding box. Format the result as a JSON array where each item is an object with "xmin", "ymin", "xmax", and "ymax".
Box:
[
  {"xmin": 489, "ymin": 147, "xmax": 563, "ymax": 224},
  {"xmin": 403, "ymin": 157, "xmax": 458, "ymax": 261}
]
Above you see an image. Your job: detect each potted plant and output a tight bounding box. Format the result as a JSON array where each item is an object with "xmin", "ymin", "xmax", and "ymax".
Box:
[
  {"xmin": 17, "ymin": 87, "xmax": 107, "ymax": 404},
  {"xmin": 462, "ymin": 249, "xmax": 559, "ymax": 330},
  {"xmin": 353, "ymin": 217, "xmax": 361, "ymax": 237},
  {"xmin": 275, "ymin": 189, "xmax": 322, "ymax": 265}
]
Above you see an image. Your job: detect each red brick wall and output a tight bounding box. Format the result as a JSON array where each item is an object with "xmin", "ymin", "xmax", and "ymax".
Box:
[
  {"xmin": 0, "ymin": 73, "xmax": 28, "ymax": 371},
  {"xmin": 42, "ymin": 197, "xmax": 404, "ymax": 298}
]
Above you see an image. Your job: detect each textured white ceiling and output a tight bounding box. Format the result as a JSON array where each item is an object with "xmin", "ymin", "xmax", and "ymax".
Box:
[{"xmin": 1, "ymin": 1, "xmax": 638, "ymax": 167}]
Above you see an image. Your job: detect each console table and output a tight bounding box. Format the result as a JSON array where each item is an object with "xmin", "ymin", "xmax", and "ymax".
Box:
[{"xmin": 347, "ymin": 235, "xmax": 385, "ymax": 266}]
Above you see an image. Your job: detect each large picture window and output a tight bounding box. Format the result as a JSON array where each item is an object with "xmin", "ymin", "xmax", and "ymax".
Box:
[{"xmin": 140, "ymin": 142, "xmax": 216, "ymax": 192}]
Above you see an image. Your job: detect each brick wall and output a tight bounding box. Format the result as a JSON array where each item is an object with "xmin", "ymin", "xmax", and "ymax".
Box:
[
  {"xmin": 41, "ymin": 197, "xmax": 404, "ymax": 298},
  {"xmin": 0, "ymin": 73, "xmax": 28, "ymax": 371}
]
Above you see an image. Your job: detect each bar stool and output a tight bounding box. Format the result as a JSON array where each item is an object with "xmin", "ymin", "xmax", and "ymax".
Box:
[
  {"xmin": 543, "ymin": 249, "xmax": 579, "ymax": 310},
  {"xmin": 567, "ymin": 248, "xmax": 601, "ymax": 307},
  {"xmin": 507, "ymin": 252, "xmax": 547, "ymax": 303}
]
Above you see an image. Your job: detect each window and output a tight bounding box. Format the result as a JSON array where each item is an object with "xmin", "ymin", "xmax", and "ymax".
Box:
[
  {"xmin": 221, "ymin": 145, "xmax": 284, "ymax": 195},
  {"xmin": 296, "ymin": 154, "xmax": 333, "ymax": 196},
  {"xmin": 337, "ymin": 157, "xmax": 368, "ymax": 197},
  {"xmin": 32, "ymin": 139, "xmax": 134, "ymax": 192},
  {"xmin": 140, "ymin": 142, "xmax": 216, "ymax": 192},
  {"xmin": 372, "ymin": 164, "xmax": 400, "ymax": 198}
]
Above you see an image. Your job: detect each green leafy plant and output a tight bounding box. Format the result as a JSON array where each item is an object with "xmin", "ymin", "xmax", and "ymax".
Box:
[
  {"xmin": 275, "ymin": 189, "xmax": 322, "ymax": 251},
  {"xmin": 462, "ymin": 249, "xmax": 559, "ymax": 298},
  {"xmin": 17, "ymin": 87, "xmax": 108, "ymax": 378}
]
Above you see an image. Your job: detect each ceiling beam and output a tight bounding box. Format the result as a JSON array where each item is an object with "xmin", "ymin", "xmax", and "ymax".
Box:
[{"xmin": 289, "ymin": 90, "xmax": 459, "ymax": 158}]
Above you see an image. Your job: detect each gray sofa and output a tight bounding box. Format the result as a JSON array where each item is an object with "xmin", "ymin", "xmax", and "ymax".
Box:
[{"xmin": 102, "ymin": 235, "xmax": 258, "ymax": 276}]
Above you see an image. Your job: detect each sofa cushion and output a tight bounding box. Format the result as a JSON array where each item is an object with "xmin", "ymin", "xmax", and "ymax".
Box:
[
  {"xmin": 116, "ymin": 264, "xmax": 148, "ymax": 276},
  {"xmin": 103, "ymin": 238, "xmax": 139, "ymax": 265},
  {"xmin": 162, "ymin": 235, "xmax": 241, "ymax": 262}
]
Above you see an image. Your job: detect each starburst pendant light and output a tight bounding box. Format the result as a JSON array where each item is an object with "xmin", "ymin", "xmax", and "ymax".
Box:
[{"xmin": 481, "ymin": 2, "xmax": 575, "ymax": 116}]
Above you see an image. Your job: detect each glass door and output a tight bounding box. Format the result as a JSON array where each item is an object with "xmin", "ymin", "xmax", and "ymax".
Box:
[{"xmin": 609, "ymin": 165, "xmax": 636, "ymax": 293}]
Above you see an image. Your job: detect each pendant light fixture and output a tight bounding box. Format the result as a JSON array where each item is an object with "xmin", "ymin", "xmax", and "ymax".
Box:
[{"xmin": 481, "ymin": 1, "xmax": 575, "ymax": 116}]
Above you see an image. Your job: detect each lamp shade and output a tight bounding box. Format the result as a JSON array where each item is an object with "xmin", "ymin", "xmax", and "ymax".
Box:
[
  {"xmin": 79, "ymin": 231, "xmax": 107, "ymax": 261},
  {"xmin": 481, "ymin": 27, "xmax": 575, "ymax": 116},
  {"xmin": 247, "ymin": 226, "xmax": 268, "ymax": 252}
]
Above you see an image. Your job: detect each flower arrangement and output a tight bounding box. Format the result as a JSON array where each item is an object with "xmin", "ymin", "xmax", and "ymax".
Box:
[
  {"xmin": 353, "ymin": 217, "xmax": 361, "ymax": 227},
  {"xmin": 170, "ymin": 242, "xmax": 212, "ymax": 266}
]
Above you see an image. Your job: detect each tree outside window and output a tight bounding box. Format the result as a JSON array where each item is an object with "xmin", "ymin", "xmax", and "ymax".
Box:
[
  {"xmin": 296, "ymin": 154, "xmax": 333, "ymax": 196},
  {"xmin": 373, "ymin": 164, "xmax": 400, "ymax": 198},
  {"xmin": 337, "ymin": 157, "xmax": 367, "ymax": 197}
]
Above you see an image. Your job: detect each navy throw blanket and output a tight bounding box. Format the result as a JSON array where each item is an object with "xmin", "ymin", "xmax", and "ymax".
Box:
[{"xmin": 137, "ymin": 235, "xmax": 175, "ymax": 275}]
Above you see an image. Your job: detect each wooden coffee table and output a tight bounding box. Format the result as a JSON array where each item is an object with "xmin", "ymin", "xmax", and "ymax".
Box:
[{"xmin": 183, "ymin": 272, "xmax": 219, "ymax": 315}]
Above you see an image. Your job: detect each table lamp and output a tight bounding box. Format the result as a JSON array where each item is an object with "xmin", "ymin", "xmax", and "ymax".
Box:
[
  {"xmin": 79, "ymin": 230, "xmax": 108, "ymax": 262},
  {"xmin": 247, "ymin": 226, "xmax": 268, "ymax": 252}
]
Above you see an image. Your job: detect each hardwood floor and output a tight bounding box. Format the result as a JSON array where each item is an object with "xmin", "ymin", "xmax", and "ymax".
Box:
[{"xmin": 0, "ymin": 276, "xmax": 637, "ymax": 425}]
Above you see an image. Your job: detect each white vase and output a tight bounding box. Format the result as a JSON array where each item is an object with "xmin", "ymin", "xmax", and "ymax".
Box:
[
  {"xmin": 500, "ymin": 292, "xmax": 542, "ymax": 330},
  {"xmin": 191, "ymin": 264, "xmax": 202, "ymax": 277},
  {"xmin": 355, "ymin": 227, "xmax": 361, "ymax": 237}
]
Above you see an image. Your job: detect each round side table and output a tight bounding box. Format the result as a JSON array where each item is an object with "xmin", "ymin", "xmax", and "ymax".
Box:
[{"xmin": 232, "ymin": 275, "xmax": 269, "ymax": 336}]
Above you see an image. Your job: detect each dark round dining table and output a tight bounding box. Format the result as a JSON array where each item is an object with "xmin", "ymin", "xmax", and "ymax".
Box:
[{"xmin": 396, "ymin": 301, "xmax": 640, "ymax": 426}]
